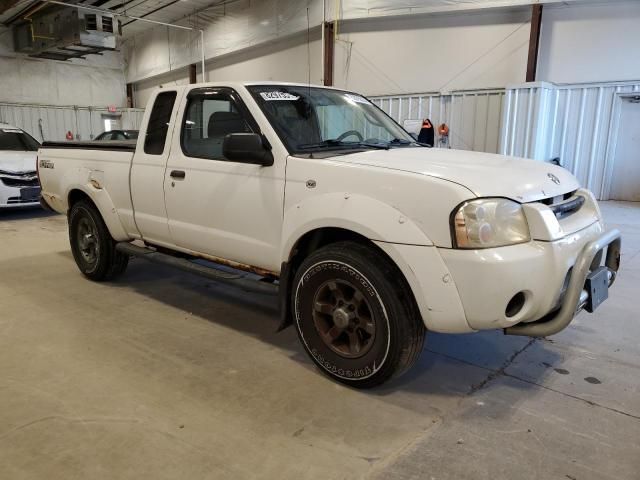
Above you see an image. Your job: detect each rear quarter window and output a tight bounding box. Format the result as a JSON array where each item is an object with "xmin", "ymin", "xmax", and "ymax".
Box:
[{"xmin": 144, "ymin": 91, "xmax": 177, "ymax": 155}]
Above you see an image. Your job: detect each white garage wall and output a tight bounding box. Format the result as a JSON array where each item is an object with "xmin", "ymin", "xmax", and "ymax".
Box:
[
  {"xmin": 126, "ymin": 2, "xmax": 640, "ymax": 101},
  {"xmin": 129, "ymin": 7, "xmax": 530, "ymax": 104},
  {"xmin": 133, "ymin": 70, "xmax": 190, "ymax": 111},
  {"xmin": 537, "ymin": 1, "xmax": 640, "ymax": 84},
  {"xmin": 203, "ymin": 31, "xmax": 322, "ymax": 85},
  {"xmin": 124, "ymin": 26, "xmax": 195, "ymax": 85},
  {"xmin": 123, "ymin": 0, "xmax": 323, "ymax": 85},
  {"xmin": 123, "ymin": 0, "xmax": 617, "ymax": 88},
  {"xmin": 333, "ymin": 8, "xmax": 530, "ymax": 96},
  {"xmin": 124, "ymin": 1, "xmax": 539, "ymax": 98},
  {"xmin": 327, "ymin": 0, "xmax": 617, "ymax": 20},
  {"xmin": 0, "ymin": 58, "xmax": 127, "ymax": 107},
  {"xmin": 0, "ymin": 26, "xmax": 126, "ymax": 107},
  {"xmin": 132, "ymin": 31, "xmax": 322, "ymax": 109}
]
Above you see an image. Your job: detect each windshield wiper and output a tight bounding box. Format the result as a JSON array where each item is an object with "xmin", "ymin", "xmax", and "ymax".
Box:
[
  {"xmin": 387, "ymin": 138, "xmax": 413, "ymax": 146},
  {"xmin": 298, "ymin": 139, "xmax": 343, "ymax": 150},
  {"xmin": 298, "ymin": 139, "xmax": 389, "ymax": 151}
]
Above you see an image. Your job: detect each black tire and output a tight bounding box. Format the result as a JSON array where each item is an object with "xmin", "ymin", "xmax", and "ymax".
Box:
[
  {"xmin": 68, "ymin": 200, "xmax": 129, "ymax": 281},
  {"xmin": 292, "ymin": 241, "xmax": 425, "ymax": 388}
]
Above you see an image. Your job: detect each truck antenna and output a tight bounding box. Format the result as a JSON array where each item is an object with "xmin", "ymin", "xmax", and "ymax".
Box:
[{"xmin": 307, "ymin": 6, "xmax": 312, "ymax": 97}]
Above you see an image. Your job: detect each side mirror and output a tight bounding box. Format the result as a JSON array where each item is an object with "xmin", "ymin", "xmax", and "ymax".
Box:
[{"xmin": 223, "ymin": 133, "xmax": 274, "ymax": 166}]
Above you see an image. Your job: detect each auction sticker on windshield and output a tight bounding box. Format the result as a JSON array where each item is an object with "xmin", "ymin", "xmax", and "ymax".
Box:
[
  {"xmin": 344, "ymin": 93, "xmax": 370, "ymax": 104},
  {"xmin": 260, "ymin": 92, "xmax": 300, "ymax": 101}
]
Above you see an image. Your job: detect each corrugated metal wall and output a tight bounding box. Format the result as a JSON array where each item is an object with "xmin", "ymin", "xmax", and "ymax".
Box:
[
  {"xmin": 0, "ymin": 103, "xmax": 145, "ymax": 142},
  {"xmin": 370, "ymin": 89, "xmax": 506, "ymax": 153},
  {"xmin": 500, "ymin": 81, "xmax": 640, "ymax": 199}
]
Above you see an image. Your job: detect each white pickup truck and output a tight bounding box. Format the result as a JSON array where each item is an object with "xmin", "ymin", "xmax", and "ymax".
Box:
[{"xmin": 38, "ymin": 82, "xmax": 621, "ymax": 388}]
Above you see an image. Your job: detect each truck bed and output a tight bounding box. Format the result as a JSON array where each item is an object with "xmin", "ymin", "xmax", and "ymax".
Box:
[{"xmin": 38, "ymin": 140, "xmax": 138, "ymax": 236}]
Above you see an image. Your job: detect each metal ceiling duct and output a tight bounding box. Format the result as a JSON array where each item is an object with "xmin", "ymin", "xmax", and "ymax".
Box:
[{"xmin": 13, "ymin": 6, "xmax": 119, "ymax": 61}]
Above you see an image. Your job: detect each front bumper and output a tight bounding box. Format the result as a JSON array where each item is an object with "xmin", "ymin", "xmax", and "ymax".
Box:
[
  {"xmin": 504, "ymin": 228, "xmax": 621, "ymax": 337},
  {"xmin": 0, "ymin": 200, "xmax": 41, "ymax": 209},
  {"xmin": 436, "ymin": 221, "xmax": 621, "ymax": 334},
  {"xmin": 0, "ymin": 183, "xmax": 41, "ymax": 209},
  {"xmin": 376, "ymin": 188, "xmax": 620, "ymax": 335}
]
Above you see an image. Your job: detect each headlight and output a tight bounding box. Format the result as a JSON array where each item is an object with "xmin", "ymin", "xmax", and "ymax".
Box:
[{"xmin": 452, "ymin": 198, "xmax": 530, "ymax": 249}]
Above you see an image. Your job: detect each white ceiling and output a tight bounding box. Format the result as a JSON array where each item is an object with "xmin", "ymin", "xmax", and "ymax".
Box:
[
  {"xmin": 2, "ymin": 0, "xmax": 628, "ymax": 40},
  {"xmin": 103, "ymin": 0, "xmax": 225, "ymax": 37},
  {"xmin": 0, "ymin": 0, "xmax": 230, "ymax": 37}
]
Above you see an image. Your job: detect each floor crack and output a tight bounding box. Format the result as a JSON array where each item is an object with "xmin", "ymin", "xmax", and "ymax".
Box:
[
  {"xmin": 467, "ymin": 337, "xmax": 537, "ymax": 395},
  {"xmin": 429, "ymin": 341, "xmax": 640, "ymax": 421},
  {"xmin": 503, "ymin": 371, "xmax": 640, "ymax": 421}
]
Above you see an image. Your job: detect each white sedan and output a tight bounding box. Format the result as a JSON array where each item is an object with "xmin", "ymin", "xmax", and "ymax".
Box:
[{"xmin": 0, "ymin": 123, "xmax": 41, "ymax": 208}]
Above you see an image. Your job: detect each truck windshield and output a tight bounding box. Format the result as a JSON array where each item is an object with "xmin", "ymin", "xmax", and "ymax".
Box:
[
  {"xmin": 247, "ymin": 85, "xmax": 417, "ymax": 155},
  {"xmin": 0, "ymin": 129, "xmax": 40, "ymax": 151}
]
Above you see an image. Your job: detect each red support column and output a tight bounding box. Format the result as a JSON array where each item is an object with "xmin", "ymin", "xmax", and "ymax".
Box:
[
  {"xmin": 526, "ymin": 5, "xmax": 543, "ymax": 82},
  {"xmin": 323, "ymin": 21, "xmax": 335, "ymax": 86}
]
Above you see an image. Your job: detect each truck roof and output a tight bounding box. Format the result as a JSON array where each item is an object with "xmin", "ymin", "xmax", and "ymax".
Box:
[
  {"xmin": 160, "ymin": 81, "xmax": 346, "ymax": 92},
  {"xmin": 242, "ymin": 81, "xmax": 343, "ymax": 90}
]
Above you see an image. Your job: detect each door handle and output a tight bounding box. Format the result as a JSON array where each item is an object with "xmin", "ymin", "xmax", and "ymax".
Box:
[{"xmin": 170, "ymin": 170, "xmax": 186, "ymax": 179}]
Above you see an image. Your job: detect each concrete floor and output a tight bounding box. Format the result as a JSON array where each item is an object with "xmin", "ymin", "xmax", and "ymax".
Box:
[{"xmin": 0, "ymin": 202, "xmax": 638, "ymax": 480}]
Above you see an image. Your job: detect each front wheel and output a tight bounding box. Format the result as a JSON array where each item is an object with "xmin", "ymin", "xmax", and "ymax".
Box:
[
  {"xmin": 68, "ymin": 200, "xmax": 129, "ymax": 281},
  {"xmin": 292, "ymin": 242, "xmax": 425, "ymax": 388}
]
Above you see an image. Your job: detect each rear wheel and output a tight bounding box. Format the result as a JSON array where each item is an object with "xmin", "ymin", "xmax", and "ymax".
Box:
[
  {"xmin": 68, "ymin": 200, "xmax": 129, "ymax": 281},
  {"xmin": 292, "ymin": 241, "xmax": 425, "ymax": 388}
]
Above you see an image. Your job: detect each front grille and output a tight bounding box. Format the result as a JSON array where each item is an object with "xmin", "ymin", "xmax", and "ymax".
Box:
[
  {"xmin": 549, "ymin": 195, "xmax": 585, "ymax": 219},
  {"xmin": 7, "ymin": 196, "xmax": 39, "ymax": 204},
  {"xmin": 1, "ymin": 175, "xmax": 39, "ymax": 187},
  {"xmin": 538, "ymin": 190, "xmax": 576, "ymax": 206},
  {"xmin": 535, "ymin": 190, "xmax": 584, "ymax": 220}
]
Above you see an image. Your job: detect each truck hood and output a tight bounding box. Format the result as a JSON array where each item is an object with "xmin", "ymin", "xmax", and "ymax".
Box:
[
  {"xmin": 330, "ymin": 148, "xmax": 579, "ymax": 203},
  {"xmin": 0, "ymin": 151, "xmax": 38, "ymax": 174}
]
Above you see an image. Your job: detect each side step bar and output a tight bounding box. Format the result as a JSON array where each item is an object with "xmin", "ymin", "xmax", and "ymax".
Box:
[{"xmin": 115, "ymin": 242, "xmax": 278, "ymax": 296}]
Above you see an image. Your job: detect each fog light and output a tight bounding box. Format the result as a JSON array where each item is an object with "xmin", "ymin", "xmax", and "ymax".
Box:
[{"xmin": 506, "ymin": 292, "xmax": 526, "ymax": 318}]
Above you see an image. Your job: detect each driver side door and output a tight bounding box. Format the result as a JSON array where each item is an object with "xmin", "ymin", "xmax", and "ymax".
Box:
[{"xmin": 163, "ymin": 87, "xmax": 285, "ymax": 273}]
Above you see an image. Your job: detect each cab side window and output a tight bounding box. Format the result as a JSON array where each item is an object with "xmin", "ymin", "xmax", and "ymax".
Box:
[
  {"xmin": 181, "ymin": 92, "xmax": 253, "ymax": 160},
  {"xmin": 144, "ymin": 91, "xmax": 177, "ymax": 155}
]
